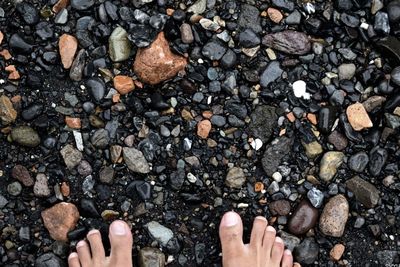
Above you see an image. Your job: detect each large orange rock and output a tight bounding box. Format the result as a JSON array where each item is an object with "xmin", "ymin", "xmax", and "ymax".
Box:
[
  {"xmin": 41, "ymin": 202, "xmax": 79, "ymax": 241},
  {"xmin": 133, "ymin": 32, "xmax": 187, "ymax": 85},
  {"xmin": 59, "ymin": 34, "xmax": 78, "ymax": 69}
]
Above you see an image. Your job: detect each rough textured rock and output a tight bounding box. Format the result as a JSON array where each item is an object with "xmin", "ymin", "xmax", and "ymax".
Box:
[
  {"xmin": 262, "ymin": 136, "xmax": 293, "ymax": 176},
  {"xmin": 345, "ymin": 176, "xmax": 380, "ymax": 208},
  {"xmin": 139, "ymin": 247, "xmax": 165, "ymax": 267},
  {"xmin": 59, "ymin": 34, "xmax": 78, "ymax": 69},
  {"xmin": 197, "ymin": 119, "xmax": 211, "ymax": 139},
  {"xmin": 319, "ymin": 151, "xmax": 345, "ymax": 182},
  {"xmin": 145, "ymin": 221, "xmax": 174, "ymax": 246},
  {"xmin": 346, "ymin": 103, "xmax": 373, "ymax": 131},
  {"xmin": 319, "ymin": 195, "xmax": 349, "ymax": 237},
  {"xmin": 294, "ymin": 238, "xmax": 319, "ymax": 265},
  {"xmin": 269, "ymin": 200, "xmax": 291, "ymax": 216},
  {"xmin": 41, "ymin": 202, "xmax": 79, "ymax": 241},
  {"xmin": 11, "ymin": 165, "xmax": 34, "ymax": 187},
  {"xmin": 249, "ymin": 105, "xmax": 278, "ymax": 143},
  {"xmin": 60, "ymin": 144, "xmax": 83, "ymax": 169},
  {"xmin": 123, "ymin": 147, "xmax": 150, "ymax": 174},
  {"xmin": 262, "ymin": 30, "xmax": 311, "ymax": 55},
  {"xmin": 11, "ymin": 126, "xmax": 41, "ymax": 147},
  {"xmin": 134, "ymin": 32, "xmax": 187, "ymax": 85},
  {"xmin": 114, "ymin": 75, "xmax": 135, "ymax": 95},
  {"xmin": 35, "ymin": 253, "xmax": 66, "ymax": 267},
  {"xmin": 0, "ymin": 95, "xmax": 17, "ymax": 125},
  {"xmin": 288, "ymin": 200, "xmax": 319, "ymax": 235},
  {"xmin": 225, "ymin": 167, "xmax": 246, "ymax": 189},
  {"xmin": 109, "ymin": 26, "xmax": 131, "ymax": 62}
]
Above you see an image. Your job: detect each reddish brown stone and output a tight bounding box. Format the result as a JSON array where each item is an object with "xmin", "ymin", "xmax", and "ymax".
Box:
[
  {"xmin": 41, "ymin": 202, "xmax": 79, "ymax": 241},
  {"xmin": 11, "ymin": 165, "xmax": 34, "ymax": 187},
  {"xmin": 267, "ymin": 8, "xmax": 283, "ymax": 23},
  {"xmin": 5, "ymin": 65, "xmax": 20, "ymax": 80},
  {"xmin": 52, "ymin": 0, "xmax": 70, "ymax": 13},
  {"xmin": 288, "ymin": 200, "xmax": 319, "ymax": 235},
  {"xmin": 0, "ymin": 95, "xmax": 17, "ymax": 125},
  {"xmin": 346, "ymin": 103, "xmax": 373, "ymax": 131},
  {"xmin": 59, "ymin": 34, "xmax": 78, "ymax": 69},
  {"xmin": 61, "ymin": 182, "xmax": 70, "ymax": 197},
  {"xmin": 269, "ymin": 200, "xmax": 291, "ymax": 216},
  {"xmin": 133, "ymin": 32, "xmax": 187, "ymax": 85},
  {"xmin": 113, "ymin": 75, "xmax": 135, "ymax": 95},
  {"xmin": 65, "ymin": 117, "xmax": 81, "ymax": 129},
  {"xmin": 197, "ymin": 120, "xmax": 211, "ymax": 139},
  {"xmin": 330, "ymin": 244, "xmax": 345, "ymax": 261},
  {"xmin": 0, "ymin": 49, "xmax": 12, "ymax": 60}
]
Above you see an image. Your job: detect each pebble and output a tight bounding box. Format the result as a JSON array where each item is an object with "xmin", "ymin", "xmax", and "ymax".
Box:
[
  {"xmin": 294, "ymin": 238, "xmax": 319, "ymax": 265},
  {"xmin": 139, "ymin": 247, "xmax": 165, "ymax": 267},
  {"xmin": 369, "ymin": 146, "xmax": 388, "ymax": 176},
  {"xmin": 202, "ymin": 40, "xmax": 227, "ymax": 61},
  {"xmin": 260, "ymin": 61, "xmax": 283, "ymax": 88},
  {"xmin": 0, "ymin": 194, "xmax": 8, "ymax": 208},
  {"xmin": 197, "ymin": 120, "xmax": 211, "ymax": 139},
  {"xmin": 134, "ymin": 32, "xmax": 187, "ymax": 85},
  {"xmin": 288, "ymin": 200, "xmax": 318, "ymax": 235},
  {"xmin": 262, "ymin": 31, "xmax": 311, "ymax": 55},
  {"xmin": 330, "ymin": 244, "xmax": 345, "ymax": 261},
  {"xmin": 238, "ymin": 4, "xmax": 262, "ymax": 33},
  {"xmin": 345, "ymin": 176, "xmax": 380, "ymax": 208},
  {"xmin": 0, "ymin": 95, "xmax": 17, "ymax": 125},
  {"xmin": 11, "ymin": 165, "xmax": 33, "ymax": 187},
  {"xmin": 286, "ymin": 10, "xmax": 301, "ymax": 25},
  {"xmin": 109, "ymin": 26, "xmax": 131, "ymax": 62},
  {"xmin": 180, "ymin": 23, "xmax": 194, "ymax": 44},
  {"xmin": 388, "ymin": 0, "xmax": 400, "ymax": 22},
  {"xmin": 145, "ymin": 221, "xmax": 174, "ymax": 246},
  {"xmin": 34, "ymin": 174, "xmax": 51, "ymax": 197},
  {"xmin": 374, "ymin": 11, "xmax": 390, "ymax": 35},
  {"xmin": 9, "ymin": 33, "xmax": 33, "ymax": 54},
  {"xmin": 71, "ymin": 0, "xmax": 94, "ymax": 10},
  {"xmin": 272, "ymin": 0, "xmax": 294, "ymax": 11},
  {"xmin": 36, "ymin": 253, "xmax": 64, "ymax": 267},
  {"xmin": 59, "ymin": 34, "xmax": 78, "ymax": 69},
  {"xmin": 319, "ymin": 194, "xmax": 349, "ymax": 237},
  {"xmin": 7, "ymin": 181, "xmax": 22, "ymax": 196},
  {"xmin": 269, "ymin": 200, "xmax": 291, "ymax": 216},
  {"xmin": 262, "ymin": 136, "xmax": 293, "ymax": 176},
  {"xmin": 187, "ymin": 0, "xmax": 206, "ymax": 14},
  {"xmin": 41, "ymin": 202, "xmax": 80, "ymax": 241},
  {"xmin": 225, "ymin": 167, "xmax": 246, "ymax": 189},
  {"xmin": 11, "ymin": 126, "xmax": 41, "ymax": 147},
  {"xmin": 69, "ymin": 49, "xmax": 86, "ymax": 81},
  {"xmin": 123, "ymin": 147, "xmax": 150, "ymax": 174},
  {"xmin": 280, "ymin": 231, "xmax": 300, "ymax": 251},
  {"xmin": 60, "ymin": 144, "xmax": 83, "ymax": 170},
  {"xmin": 239, "ymin": 29, "xmax": 260, "ymax": 48},
  {"xmin": 346, "ymin": 103, "xmax": 373, "ymax": 131},
  {"xmin": 114, "ymin": 75, "xmax": 135, "ymax": 95},
  {"xmin": 303, "ymin": 141, "xmax": 323, "ymax": 159},
  {"xmin": 293, "ymin": 80, "xmax": 310, "ymax": 99},
  {"xmin": 86, "ymin": 78, "xmax": 106, "ymax": 102},
  {"xmin": 338, "ymin": 63, "xmax": 356, "ymax": 80},
  {"xmin": 348, "ymin": 152, "xmax": 369, "ymax": 172},
  {"xmin": 319, "ymin": 151, "xmax": 345, "ymax": 182},
  {"xmin": 267, "ymin": 8, "xmax": 283, "ymax": 23},
  {"xmin": 391, "ymin": 66, "xmax": 400, "ymax": 86},
  {"xmin": 307, "ymin": 188, "xmax": 324, "ymax": 208},
  {"xmin": 99, "ymin": 166, "xmax": 115, "ymax": 184},
  {"xmin": 16, "ymin": 2, "xmax": 39, "ymax": 25}
]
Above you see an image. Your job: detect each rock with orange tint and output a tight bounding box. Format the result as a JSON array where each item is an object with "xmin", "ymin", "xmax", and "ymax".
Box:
[
  {"xmin": 267, "ymin": 8, "xmax": 283, "ymax": 23},
  {"xmin": 330, "ymin": 244, "xmax": 345, "ymax": 261},
  {"xmin": 65, "ymin": 117, "xmax": 81, "ymax": 129},
  {"xmin": 197, "ymin": 120, "xmax": 211, "ymax": 139},
  {"xmin": 0, "ymin": 31, "xmax": 3, "ymax": 45},
  {"xmin": 41, "ymin": 202, "xmax": 79, "ymax": 241},
  {"xmin": 0, "ymin": 49, "xmax": 12, "ymax": 60},
  {"xmin": 0, "ymin": 95, "xmax": 17, "ymax": 125},
  {"xmin": 5, "ymin": 65, "xmax": 20, "ymax": 80},
  {"xmin": 134, "ymin": 32, "xmax": 187, "ymax": 85},
  {"xmin": 52, "ymin": 0, "xmax": 70, "ymax": 13},
  {"xmin": 59, "ymin": 34, "xmax": 78, "ymax": 69},
  {"xmin": 346, "ymin": 102, "xmax": 373, "ymax": 131},
  {"xmin": 61, "ymin": 182, "xmax": 70, "ymax": 197},
  {"xmin": 113, "ymin": 75, "xmax": 135, "ymax": 95}
]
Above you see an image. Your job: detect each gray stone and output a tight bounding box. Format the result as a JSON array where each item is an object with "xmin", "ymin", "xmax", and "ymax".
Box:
[
  {"xmin": 145, "ymin": 221, "xmax": 174, "ymax": 246},
  {"xmin": 225, "ymin": 167, "xmax": 246, "ymax": 189},
  {"xmin": 123, "ymin": 147, "xmax": 150, "ymax": 174},
  {"xmin": 307, "ymin": 188, "xmax": 324, "ymax": 208},
  {"xmin": 338, "ymin": 63, "xmax": 356, "ymax": 80},
  {"xmin": 35, "ymin": 252, "xmax": 65, "ymax": 267},
  {"xmin": 109, "ymin": 26, "xmax": 131, "ymax": 62},
  {"xmin": 262, "ymin": 136, "xmax": 294, "ymax": 176},
  {"xmin": 139, "ymin": 247, "xmax": 165, "ymax": 267},
  {"xmin": 348, "ymin": 152, "xmax": 369, "ymax": 172},
  {"xmin": 345, "ymin": 176, "xmax": 380, "ymax": 208},
  {"xmin": 260, "ymin": 61, "xmax": 283, "ymax": 88},
  {"xmin": 202, "ymin": 40, "xmax": 227, "ymax": 61},
  {"xmin": 294, "ymin": 238, "xmax": 319, "ymax": 265},
  {"xmin": 238, "ymin": 4, "xmax": 262, "ymax": 33},
  {"xmin": 11, "ymin": 126, "xmax": 41, "ymax": 147},
  {"xmin": 91, "ymin": 129, "xmax": 110, "ymax": 149},
  {"xmin": 187, "ymin": 0, "xmax": 206, "ymax": 14},
  {"xmin": 0, "ymin": 194, "xmax": 9, "ymax": 208},
  {"xmin": 279, "ymin": 231, "xmax": 300, "ymax": 251},
  {"xmin": 34, "ymin": 174, "xmax": 51, "ymax": 197},
  {"xmin": 99, "ymin": 165, "xmax": 115, "ymax": 184},
  {"xmin": 248, "ymin": 105, "xmax": 278, "ymax": 143},
  {"xmin": 60, "ymin": 144, "xmax": 83, "ymax": 170},
  {"xmin": 7, "ymin": 181, "xmax": 22, "ymax": 196}
]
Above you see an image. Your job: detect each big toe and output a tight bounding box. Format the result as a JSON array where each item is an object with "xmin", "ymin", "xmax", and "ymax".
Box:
[
  {"xmin": 219, "ymin": 211, "xmax": 245, "ymax": 259},
  {"xmin": 108, "ymin": 220, "xmax": 133, "ymax": 267}
]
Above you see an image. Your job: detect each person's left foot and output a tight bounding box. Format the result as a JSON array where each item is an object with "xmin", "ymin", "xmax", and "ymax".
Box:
[{"xmin": 68, "ymin": 220, "xmax": 133, "ymax": 267}]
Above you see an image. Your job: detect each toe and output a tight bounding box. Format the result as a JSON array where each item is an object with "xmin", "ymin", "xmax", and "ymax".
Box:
[
  {"xmin": 271, "ymin": 237, "xmax": 285, "ymax": 266},
  {"xmin": 87, "ymin": 230, "xmax": 106, "ymax": 264},
  {"xmin": 219, "ymin": 211, "xmax": 245, "ymax": 259},
  {"xmin": 68, "ymin": 252, "xmax": 81, "ymax": 267},
  {"xmin": 250, "ymin": 217, "xmax": 268, "ymax": 248},
  {"xmin": 281, "ymin": 249, "xmax": 293, "ymax": 267},
  {"xmin": 262, "ymin": 226, "xmax": 277, "ymax": 257},
  {"xmin": 76, "ymin": 241, "xmax": 92, "ymax": 266},
  {"xmin": 108, "ymin": 220, "xmax": 133, "ymax": 267}
]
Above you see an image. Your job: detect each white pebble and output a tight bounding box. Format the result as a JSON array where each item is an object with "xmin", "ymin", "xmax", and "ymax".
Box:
[
  {"xmin": 293, "ymin": 80, "xmax": 311, "ymax": 99},
  {"xmin": 73, "ymin": 131, "xmax": 84, "ymax": 151},
  {"xmin": 237, "ymin": 203, "xmax": 249, "ymax": 208},
  {"xmin": 251, "ymin": 138, "xmax": 263, "ymax": 150},
  {"xmin": 272, "ymin": 172, "xmax": 282, "ymax": 182},
  {"xmin": 187, "ymin": 173, "xmax": 197, "ymax": 183},
  {"xmin": 360, "ymin": 22, "xmax": 369, "ymax": 30}
]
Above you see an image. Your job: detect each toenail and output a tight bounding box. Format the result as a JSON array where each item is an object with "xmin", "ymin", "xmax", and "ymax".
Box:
[
  {"xmin": 275, "ymin": 237, "xmax": 283, "ymax": 243},
  {"xmin": 255, "ymin": 216, "xmax": 267, "ymax": 221},
  {"xmin": 284, "ymin": 249, "xmax": 292, "ymax": 255},
  {"xmin": 87, "ymin": 229, "xmax": 100, "ymax": 236},
  {"xmin": 111, "ymin": 221, "xmax": 127, "ymax": 235},
  {"xmin": 223, "ymin": 212, "xmax": 239, "ymax": 227},
  {"xmin": 69, "ymin": 253, "xmax": 78, "ymax": 259},
  {"xmin": 76, "ymin": 241, "xmax": 86, "ymax": 248},
  {"xmin": 266, "ymin": 226, "xmax": 276, "ymax": 232}
]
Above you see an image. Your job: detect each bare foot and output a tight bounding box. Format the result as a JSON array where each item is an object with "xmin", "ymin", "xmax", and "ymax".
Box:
[
  {"xmin": 219, "ymin": 211, "xmax": 293, "ymax": 267},
  {"xmin": 68, "ymin": 220, "xmax": 133, "ymax": 267}
]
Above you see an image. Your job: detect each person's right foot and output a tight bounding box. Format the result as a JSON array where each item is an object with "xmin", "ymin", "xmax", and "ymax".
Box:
[{"xmin": 219, "ymin": 211, "xmax": 293, "ymax": 267}]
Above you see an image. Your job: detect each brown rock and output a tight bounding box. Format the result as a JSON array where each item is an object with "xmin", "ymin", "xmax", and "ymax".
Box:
[
  {"xmin": 41, "ymin": 202, "xmax": 79, "ymax": 241},
  {"xmin": 330, "ymin": 244, "xmax": 345, "ymax": 261},
  {"xmin": 65, "ymin": 117, "xmax": 81, "ymax": 129},
  {"xmin": 197, "ymin": 120, "xmax": 211, "ymax": 139},
  {"xmin": 269, "ymin": 200, "xmax": 291, "ymax": 216},
  {"xmin": 113, "ymin": 75, "xmax": 135, "ymax": 95},
  {"xmin": 346, "ymin": 102, "xmax": 373, "ymax": 131},
  {"xmin": 52, "ymin": 0, "xmax": 70, "ymax": 13},
  {"xmin": 319, "ymin": 194, "xmax": 349, "ymax": 237},
  {"xmin": 362, "ymin": 96, "xmax": 386, "ymax": 112},
  {"xmin": 133, "ymin": 32, "xmax": 187, "ymax": 85},
  {"xmin": 61, "ymin": 182, "xmax": 70, "ymax": 197},
  {"xmin": 0, "ymin": 49, "xmax": 12, "ymax": 60},
  {"xmin": 0, "ymin": 95, "xmax": 17, "ymax": 125},
  {"xmin": 327, "ymin": 130, "xmax": 348, "ymax": 151},
  {"xmin": 59, "ymin": 34, "xmax": 78, "ymax": 69},
  {"xmin": 110, "ymin": 145, "xmax": 123, "ymax": 164},
  {"xmin": 5, "ymin": 65, "xmax": 20, "ymax": 80},
  {"xmin": 139, "ymin": 247, "xmax": 165, "ymax": 267},
  {"xmin": 11, "ymin": 165, "xmax": 34, "ymax": 187},
  {"xmin": 345, "ymin": 176, "xmax": 380, "ymax": 208},
  {"xmin": 181, "ymin": 109, "xmax": 193, "ymax": 121},
  {"xmin": 267, "ymin": 8, "xmax": 283, "ymax": 23},
  {"xmin": 288, "ymin": 200, "xmax": 319, "ymax": 235}
]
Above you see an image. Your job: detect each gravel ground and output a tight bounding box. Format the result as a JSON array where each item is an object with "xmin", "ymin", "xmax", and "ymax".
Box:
[{"xmin": 0, "ymin": 0, "xmax": 400, "ymax": 266}]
